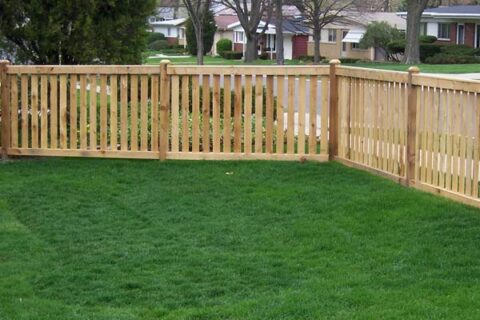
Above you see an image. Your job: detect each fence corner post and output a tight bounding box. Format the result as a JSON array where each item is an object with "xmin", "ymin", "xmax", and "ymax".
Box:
[
  {"xmin": 0, "ymin": 60, "xmax": 10, "ymax": 160},
  {"xmin": 406, "ymin": 66, "xmax": 420, "ymax": 186},
  {"xmin": 159, "ymin": 59, "xmax": 171, "ymax": 161},
  {"xmin": 328, "ymin": 59, "xmax": 341, "ymax": 161}
]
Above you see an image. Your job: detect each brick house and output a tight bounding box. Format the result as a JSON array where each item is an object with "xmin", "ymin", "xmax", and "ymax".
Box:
[{"xmin": 397, "ymin": 5, "xmax": 480, "ymax": 48}]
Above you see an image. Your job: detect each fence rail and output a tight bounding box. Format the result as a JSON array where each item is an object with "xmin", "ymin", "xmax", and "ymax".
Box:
[{"xmin": 2, "ymin": 60, "xmax": 480, "ymax": 208}]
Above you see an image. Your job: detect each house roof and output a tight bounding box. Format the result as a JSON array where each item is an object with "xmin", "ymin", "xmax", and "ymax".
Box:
[
  {"xmin": 325, "ymin": 12, "xmax": 406, "ymax": 31},
  {"xmin": 227, "ymin": 17, "xmax": 308, "ymax": 34},
  {"xmin": 397, "ymin": 5, "xmax": 480, "ymax": 18},
  {"xmin": 149, "ymin": 18, "xmax": 186, "ymax": 26},
  {"xmin": 215, "ymin": 15, "xmax": 239, "ymax": 30}
]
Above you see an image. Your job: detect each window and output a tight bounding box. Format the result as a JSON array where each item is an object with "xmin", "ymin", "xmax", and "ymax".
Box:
[
  {"xmin": 167, "ymin": 27, "xmax": 172, "ymax": 37},
  {"xmin": 266, "ymin": 34, "xmax": 276, "ymax": 51},
  {"xmin": 234, "ymin": 31, "xmax": 245, "ymax": 43},
  {"xmin": 438, "ymin": 23, "xmax": 450, "ymax": 39},
  {"xmin": 351, "ymin": 43, "xmax": 360, "ymax": 49},
  {"xmin": 328, "ymin": 29, "xmax": 336, "ymax": 42},
  {"xmin": 420, "ymin": 23, "xmax": 427, "ymax": 35},
  {"xmin": 457, "ymin": 24, "xmax": 465, "ymax": 44}
]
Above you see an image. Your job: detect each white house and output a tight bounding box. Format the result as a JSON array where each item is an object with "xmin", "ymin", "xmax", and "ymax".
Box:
[{"xmin": 149, "ymin": 18, "xmax": 186, "ymax": 45}]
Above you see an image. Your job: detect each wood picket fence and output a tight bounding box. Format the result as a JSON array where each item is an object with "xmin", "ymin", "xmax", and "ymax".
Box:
[{"xmin": 1, "ymin": 59, "xmax": 480, "ymax": 208}]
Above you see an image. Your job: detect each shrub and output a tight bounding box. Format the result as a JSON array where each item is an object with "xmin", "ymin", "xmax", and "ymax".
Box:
[
  {"xmin": 221, "ymin": 51, "xmax": 243, "ymax": 60},
  {"xmin": 419, "ymin": 35, "xmax": 437, "ymax": 43},
  {"xmin": 425, "ymin": 54, "xmax": 480, "ymax": 64},
  {"xmin": 339, "ymin": 58, "xmax": 361, "ymax": 63},
  {"xmin": 216, "ymin": 39, "xmax": 232, "ymax": 55},
  {"xmin": 148, "ymin": 32, "xmax": 166, "ymax": 44},
  {"xmin": 440, "ymin": 44, "xmax": 480, "ymax": 56},
  {"xmin": 259, "ymin": 52, "xmax": 269, "ymax": 60},
  {"xmin": 148, "ymin": 39, "xmax": 169, "ymax": 51},
  {"xmin": 419, "ymin": 43, "xmax": 442, "ymax": 62}
]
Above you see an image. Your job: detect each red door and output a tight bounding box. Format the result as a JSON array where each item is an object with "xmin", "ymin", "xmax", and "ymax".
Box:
[{"xmin": 292, "ymin": 35, "xmax": 308, "ymax": 59}]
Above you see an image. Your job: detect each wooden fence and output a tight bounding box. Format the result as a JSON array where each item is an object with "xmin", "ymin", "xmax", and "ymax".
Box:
[{"xmin": 1, "ymin": 60, "xmax": 480, "ymax": 208}]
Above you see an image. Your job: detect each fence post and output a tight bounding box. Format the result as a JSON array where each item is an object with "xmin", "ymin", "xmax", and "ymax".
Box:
[
  {"xmin": 328, "ymin": 59, "xmax": 341, "ymax": 160},
  {"xmin": 0, "ymin": 60, "xmax": 10, "ymax": 160},
  {"xmin": 406, "ymin": 66, "xmax": 420, "ymax": 186},
  {"xmin": 159, "ymin": 60, "xmax": 170, "ymax": 161}
]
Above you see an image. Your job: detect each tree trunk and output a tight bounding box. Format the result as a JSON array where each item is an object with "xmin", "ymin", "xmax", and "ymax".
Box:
[
  {"xmin": 196, "ymin": 28, "xmax": 204, "ymax": 65},
  {"xmin": 245, "ymin": 34, "xmax": 258, "ymax": 62},
  {"xmin": 403, "ymin": 0, "xmax": 428, "ymax": 64},
  {"xmin": 275, "ymin": 0, "xmax": 284, "ymax": 65},
  {"xmin": 313, "ymin": 26, "xmax": 321, "ymax": 64}
]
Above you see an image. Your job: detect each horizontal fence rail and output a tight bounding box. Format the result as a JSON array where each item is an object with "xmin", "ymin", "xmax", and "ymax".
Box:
[{"xmin": 2, "ymin": 60, "xmax": 480, "ymax": 208}]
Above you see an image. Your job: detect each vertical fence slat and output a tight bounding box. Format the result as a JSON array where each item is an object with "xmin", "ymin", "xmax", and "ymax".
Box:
[
  {"xmin": 254, "ymin": 75, "xmax": 263, "ymax": 154},
  {"xmin": 202, "ymin": 74, "xmax": 210, "ymax": 153},
  {"xmin": 213, "ymin": 74, "xmax": 221, "ymax": 153},
  {"xmin": 89, "ymin": 75, "xmax": 97, "ymax": 150},
  {"xmin": 140, "ymin": 75, "xmax": 148, "ymax": 151},
  {"xmin": 298, "ymin": 76, "xmax": 306, "ymax": 155},
  {"xmin": 100, "ymin": 75, "xmax": 108, "ymax": 150},
  {"xmin": 181, "ymin": 75, "xmax": 190, "ymax": 152},
  {"xmin": 265, "ymin": 75, "xmax": 274, "ymax": 154},
  {"xmin": 130, "ymin": 75, "xmax": 138, "ymax": 151},
  {"xmin": 40, "ymin": 75, "xmax": 48, "ymax": 148},
  {"xmin": 192, "ymin": 75, "xmax": 200, "ymax": 152},
  {"xmin": 151, "ymin": 75, "xmax": 159, "ymax": 152},
  {"xmin": 244, "ymin": 75, "xmax": 252, "ymax": 154},
  {"xmin": 59, "ymin": 75, "xmax": 67, "ymax": 149},
  {"xmin": 0, "ymin": 61, "xmax": 10, "ymax": 156},
  {"xmin": 10, "ymin": 76, "xmax": 18, "ymax": 148},
  {"xmin": 21, "ymin": 75, "xmax": 28, "ymax": 148},
  {"xmin": 159, "ymin": 61, "xmax": 170, "ymax": 159},
  {"xmin": 31, "ymin": 75, "xmax": 39, "ymax": 149},
  {"xmin": 473, "ymin": 93, "xmax": 480, "ymax": 198},
  {"xmin": 287, "ymin": 76, "xmax": 295, "ymax": 154},
  {"xmin": 120, "ymin": 75, "xmax": 128, "ymax": 151},
  {"xmin": 320, "ymin": 75, "xmax": 328, "ymax": 156},
  {"xmin": 110, "ymin": 75, "xmax": 118, "ymax": 150},
  {"xmin": 233, "ymin": 75, "xmax": 242, "ymax": 153},
  {"xmin": 171, "ymin": 76, "xmax": 180, "ymax": 152},
  {"xmin": 309, "ymin": 75, "xmax": 317, "ymax": 155},
  {"xmin": 276, "ymin": 76, "xmax": 285, "ymax": 154},
  {"xmin": 79, "ymin": 75, "xmax": 87, "ymax": 149},
  {"xmin": 70, "ymin": 75, "xmax": 78, "ymax": 149},
  {"xmin": 223, "ymin": 75, "xmax": 232, "ymax": 153}
]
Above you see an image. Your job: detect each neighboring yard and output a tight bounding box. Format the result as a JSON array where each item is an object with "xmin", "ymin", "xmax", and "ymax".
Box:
[
  {"xmin": 144, "ymin": 54, "xmax": 480, "ymax": 74},
  {"xmin": 1, "ymin": 159, "xmax": 480, "ymax": 319}
]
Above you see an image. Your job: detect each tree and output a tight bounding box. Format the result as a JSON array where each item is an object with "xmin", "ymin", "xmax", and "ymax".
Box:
[
  {"xmin": 185, "ymin": 10, "xmax": 216, "ymax": 57},
  {"xmin": 218, "ymin": 0, "xmax": 272, "ymax": 62},
  {"xmin": 359, "ymin": 21, "xmax": 403, "ymax": 61},
  {"xmin": 293, "ymin": 0, "xmax": 358, "ymax": 64},
  {"xmin": 403, "ymin": 0, "xmax": 429, "ymax": 64},
  {"xmin": 182, "ymin": 0, "xmax": 213, "ymax": 65},
  {"xmin": 274, "ymin": 0, "xmax": 284, "ymax": 65},
  {"xmin": 0, "ymin": 0, "xmax": 156, "ymax": 64}
]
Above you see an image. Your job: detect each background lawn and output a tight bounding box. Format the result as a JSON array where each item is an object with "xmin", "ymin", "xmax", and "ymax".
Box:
[
  {"xmin": 144, "ymin": 54, "xmax": 480, "ymax": 74},
  {"xmin": 1, "ymin": 159, "xmax": 480, "ymax": 319}
]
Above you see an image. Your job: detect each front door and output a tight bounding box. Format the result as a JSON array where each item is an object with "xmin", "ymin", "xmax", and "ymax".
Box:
[{"xmin": 457, "ymin": 24, "xmax": 465, "ymax": 45}]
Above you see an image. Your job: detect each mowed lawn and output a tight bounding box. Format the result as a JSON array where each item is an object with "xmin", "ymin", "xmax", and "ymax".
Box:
[{"xmin": 1, "ymin": 159, "xmax": 480, "ymax": 319}]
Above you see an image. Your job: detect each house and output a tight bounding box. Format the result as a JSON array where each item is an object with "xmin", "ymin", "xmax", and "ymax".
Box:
[
  {"xmin": 310, "ymin": 12, "xmax": 406, "ymax": 61},
  {"xmin": 149, "ymin": 18, "xmax": 187, "ymax": 46},
  {"xmin": 211, "ymin": 15, "xmax": 238, "ymax": 56},
  {"xmin": 228, "ymin": 17, "xmax": 309, "ymax": 60},
  {"xmin": 397, "ymin": 5, "xmax": 480, "ymax": 48}
]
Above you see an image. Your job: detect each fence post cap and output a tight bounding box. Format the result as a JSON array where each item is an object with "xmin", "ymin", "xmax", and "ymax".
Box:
[
  {"xmin": 0, "ymin": 60, "xmax": 10, "ymax": 65},
  {"xmin": 329, "ymin": 59, "xmax": 341, "ymax": 65},
  {"xmin": 159, "ymin": 59, "xmax": 171, "ymax": 64},
  {"xmin": 408, "ymin": 66, "xmax": 420, "ymax": 74}
]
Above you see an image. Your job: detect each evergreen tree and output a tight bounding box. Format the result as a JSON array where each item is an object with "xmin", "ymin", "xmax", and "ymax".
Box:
[
  {"xmin": 0, "ymin": 0, "xmax": 156, "ymax": 64},
  {"xmin": 185, "ymin": 10, "xmax": 216, "ymax": 57}
]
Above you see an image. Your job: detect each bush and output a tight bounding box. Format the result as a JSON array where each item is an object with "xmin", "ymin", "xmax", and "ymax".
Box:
[
  {"xmin": 216, "ymin": 39, "xmax": 232, "ymax": 55},
  {"xmin": 259, "ymin": 52, "xmax": 269, "ymax": 60},
  {"xmin": 425, "ymin": 54, "xmax": 480, "ymax": 64},
  {"xmin": 148, "ymin": 39, "xmax": 169, "ymax": 51},
  {"xmin": 419, "ymin": 43, "xmax": 442, "ymax": 62},
  {"xmin": 148, "ymin": 32, "xmax": 166, "ymax": 44},
  {"xmin": 387, "ymin": 39, "xmax": 405, "ymax": 55},
  {"xmin": 440, "ymin": 44, "xmax": 480, "ymax": 56},
  {"xmin": 419, "ymin": 35, "xmax": 437, "ymax": 43},
  {"xmin": 339, "ymin": 58, "xmax": 361, "ymax": 63},
  {"xmin": 221, "ymin": 51, "xmax": 243, "ymax": 60}
]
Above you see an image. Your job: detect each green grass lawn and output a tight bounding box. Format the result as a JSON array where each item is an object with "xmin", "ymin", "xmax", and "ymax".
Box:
[
  {"xmin": 144, "ymin": 53, "xmax": 480, "ymax": 74},
  {"xmin": 2, "ymin": 159, "xmax": 480, "ymax": 319}
]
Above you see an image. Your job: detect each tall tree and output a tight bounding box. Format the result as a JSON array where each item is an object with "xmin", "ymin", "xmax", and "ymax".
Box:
[
  {"xmin": 182, "ymin": 0, "xmax": 212, "ymax": 64},
  {"xmin": 274, "ymin": 0, "xmax": 284, "ymax": 65},
  {"xmin": 219, "ymin": 0, "xmax": 272, "ymax": 62},
  {"xmin": 0, "ymin": 0, "xmax": 156, "ymax": 64},
  {"xmin": 403, "ymin": 0, "xmax": 429, "ymax": 64},
  {"xmin": 185, "ymin": 10, "xmax": 217, "ymax": 57},
  {"xmin": 294, "ymin": 0, "xmax": 358, "ymax": 64}
]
